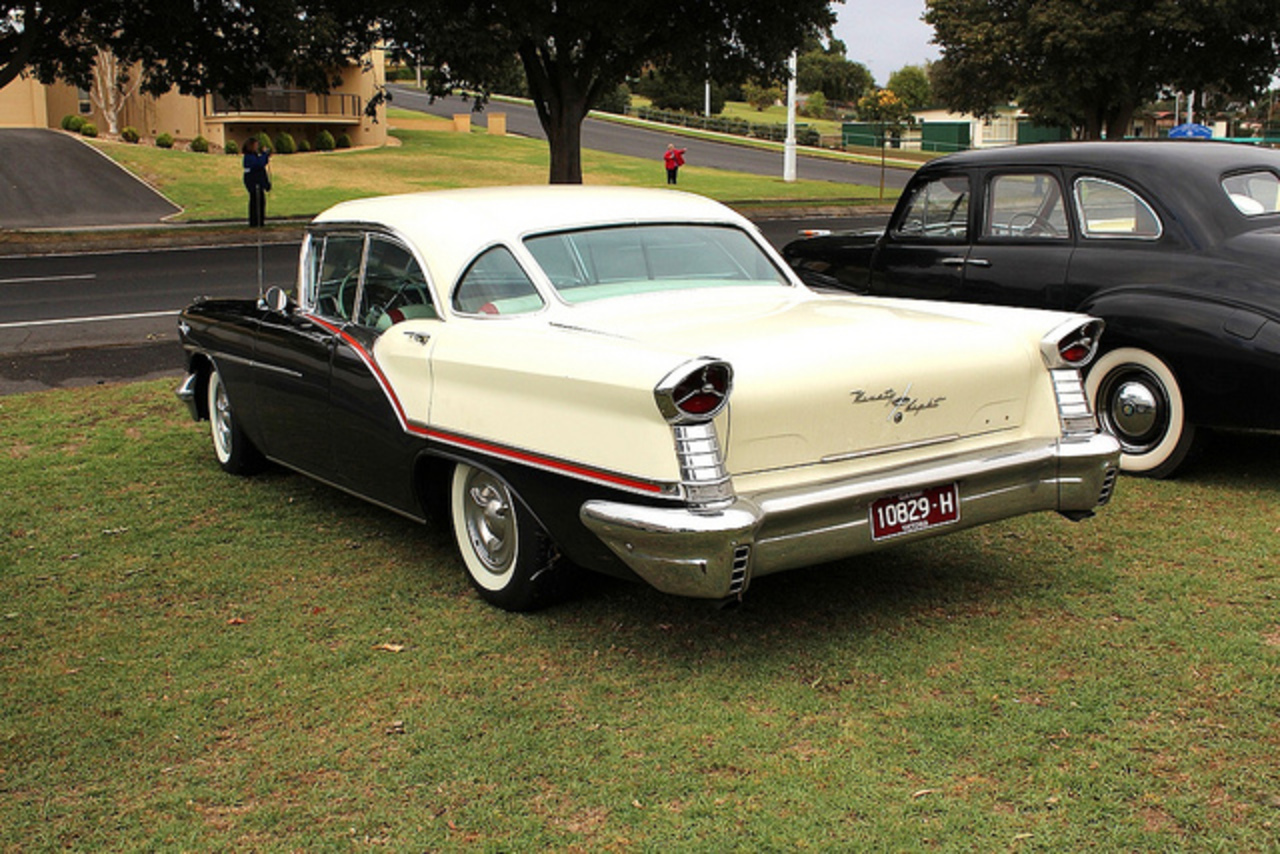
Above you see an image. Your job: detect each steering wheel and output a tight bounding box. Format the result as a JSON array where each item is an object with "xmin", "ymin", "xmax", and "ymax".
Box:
[
  {"xmin": 1008, "ymin": 211, "xmax": 1062, "ymax": 237},
  {"xmin": 335, "ymin": 269, "xmax": 359, "ymax": 320}
]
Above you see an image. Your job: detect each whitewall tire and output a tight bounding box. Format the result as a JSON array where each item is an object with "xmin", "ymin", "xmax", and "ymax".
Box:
[{"xmin": 1086, "ymin": 347, "xmax": 1197, "ymax": 478}]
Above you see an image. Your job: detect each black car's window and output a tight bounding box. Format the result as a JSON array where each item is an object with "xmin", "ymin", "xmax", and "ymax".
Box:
[
  {"xmin": 453, "ymin": 245, "xmax": 545, "ymax": 316},
  {"xmin": 1222, "ymin": 171, "xmax": 1280, "ymax": 216},
  {"xmin": 1074, "ymin": 177, "xmax": 1162, "ymax": 239},
  {"xmin": 311, "ymin": 233, "xmax": 366, "ymax": 320},
  {"xmin": 985, "ymin": 173, "xmax": 1069, "ymax": 240},
  {"xmin": 354, "ymin": 236, "xmax": 437, "ymax": 331},
  {"xmin": 893, "ymin": 175, "xmax": 969, "ymax": 240}
]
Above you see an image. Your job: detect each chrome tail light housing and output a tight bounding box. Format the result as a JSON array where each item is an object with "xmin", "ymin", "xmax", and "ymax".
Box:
[
  {"xmin": 1041, "ymin": 318, "xmax": 1104, "ymax": 369},
  {"xmin": 656, "ymin": 359, "xmax": 734, "ymax": 510}
]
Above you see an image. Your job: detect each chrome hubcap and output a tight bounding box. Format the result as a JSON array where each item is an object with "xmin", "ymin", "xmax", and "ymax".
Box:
[
  {"xmin": 464, "ymin": 475, "xmax": 514, "ymax": 574},
  {"xmin": 213, "ymin": 381, "xmax": 233, "ymax": 454},
  {"xmin": 1099, "ymin": 367, "xmax": 1169, "ymax": 454}
]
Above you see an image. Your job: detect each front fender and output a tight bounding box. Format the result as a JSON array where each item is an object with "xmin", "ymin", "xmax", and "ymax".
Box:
[{"xmin": 1081, "ymin": 288, "xmax": 1280, "ymax": 430}]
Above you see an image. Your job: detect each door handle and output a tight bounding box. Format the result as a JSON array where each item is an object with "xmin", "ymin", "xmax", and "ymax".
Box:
[
  {"xmin": 403, "ymin": 331, "xmax": 431, "ymax": 345},
  {"xmin": 939, "ymin": 257, "xmax": 991, "ymax": 268}
]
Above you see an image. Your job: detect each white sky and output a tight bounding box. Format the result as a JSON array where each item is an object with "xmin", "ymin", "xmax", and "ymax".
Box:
[{"xmin": 831, "ymin": 0, "xmax": 941, "ymax": 86}]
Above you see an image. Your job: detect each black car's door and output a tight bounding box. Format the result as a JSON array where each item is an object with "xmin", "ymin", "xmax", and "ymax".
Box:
[
  {"xmin": 328, "ymin": 234, "xmax": 439, "ymax": 515},
  {"xmin": 253, "ymin": 231, "xmax": 366, "ymax": 476},
  {"xmin": 869, "ymin": 172, "xmax": 972, "ymax": 300},
  {"xmin": 961, "ymin": 170, "xmax": 1075, "ymax": 309}
]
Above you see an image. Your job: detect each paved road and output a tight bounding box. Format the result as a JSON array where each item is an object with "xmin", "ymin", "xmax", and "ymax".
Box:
[
  {"xmin": 0, "ymin": 215, "xmax": 886, "ymax": 394},
  {"xmin": 0, "ymin": 128, "xmax": 182, "ymax": 228},
  {"xmin": 390, "ymin": 87, "xmax": 914, "ymax": 191}
]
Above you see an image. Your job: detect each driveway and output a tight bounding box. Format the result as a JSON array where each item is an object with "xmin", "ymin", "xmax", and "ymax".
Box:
[{"xmin": 0, "ymin": 128, "xmax": 181, "ymax": 228}]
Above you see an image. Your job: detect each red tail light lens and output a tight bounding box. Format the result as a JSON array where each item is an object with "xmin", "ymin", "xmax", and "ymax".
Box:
[
  {"xmin": 655, "ymin": 360, "xmax": 733, "ymax": 423},
  {"xmin": 673, "ymin": 364, "xmax": 731, "ymax": 416},
  {"xmin": 1059, "ymin": 343, "xmax": 1092, "ymax": 364}
]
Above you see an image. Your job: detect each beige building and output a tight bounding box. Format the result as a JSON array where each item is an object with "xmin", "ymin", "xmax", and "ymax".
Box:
[{"xmin": 0, "ymin": 50, "xmax": 387, "ymax": 149}]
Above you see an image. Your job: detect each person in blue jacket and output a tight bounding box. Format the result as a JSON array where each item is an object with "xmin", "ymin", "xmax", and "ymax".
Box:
[{"xmin": 242, "ymin": 136, "xmax": 271, "ymax": 227}]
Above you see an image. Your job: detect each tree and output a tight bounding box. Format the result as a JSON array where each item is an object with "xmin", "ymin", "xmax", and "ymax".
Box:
[
  {"xmin": 385, "ymin": 0, "xmax": 836, "ymax": 183},
  {"xmin": 796, "ymin": 41, "xmax": 873, "ymax": 103},
  {"xmin": 87, "ymin": 46, "xmax": 141, "ymax": 136},
  {"xmin": 886, "ymin": 64, "xmax": 932, "ymax": 110},
  {"xmin": 925, "ymin": 0, "xmax": 1280, "ymax": 140},
  {"xmin": 743, "ymin": 80, "xmax": 784, "ymax": 111},
  {"xmin": 2, "ymin": 1, "xmax": 382, "ymax": 101},
  {"xmin": 639, "ymin": 68, "xmax": 727, "ymax": 115}
]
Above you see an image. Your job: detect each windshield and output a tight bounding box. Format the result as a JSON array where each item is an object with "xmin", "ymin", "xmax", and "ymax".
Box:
[{"xmin": 523, "ymin": 224, "xmax": 790, "ymax": 304}]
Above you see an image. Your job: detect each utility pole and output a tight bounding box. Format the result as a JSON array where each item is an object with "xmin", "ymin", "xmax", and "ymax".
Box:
[{"xmin": 784, "ymin": 51, "xmax": 797, "ymax": 183}]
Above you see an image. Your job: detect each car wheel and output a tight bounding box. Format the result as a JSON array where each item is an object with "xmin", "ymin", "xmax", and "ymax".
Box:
[
  {"xmin": 1086, "ymin": 347, "xmax": 1197, "ymax": 478},
  {"xmin": 450, "ymin": 463, "xmax": 569, "ymax": 611},
  {"xmin": 206, "ymin": 364, "xmax": 264, "ymax": 475}
]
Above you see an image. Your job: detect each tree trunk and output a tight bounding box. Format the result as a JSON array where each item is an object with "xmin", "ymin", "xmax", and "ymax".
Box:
[
  {"xmin": 519, "ymin": 45, "xmax": 592, "ymax": 184},
  {"xmin": 1105, "ymin": 104, "xmax": 1136, "ymax": 141},
  {"xmin": 543, "ymin": 96, "xmax": 589, "ymax": 184}
]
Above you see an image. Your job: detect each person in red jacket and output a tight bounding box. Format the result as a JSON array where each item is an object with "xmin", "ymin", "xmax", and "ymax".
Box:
[{"xmin": 663, "ymin": 144, "xmax": 687, "ymax": 185}]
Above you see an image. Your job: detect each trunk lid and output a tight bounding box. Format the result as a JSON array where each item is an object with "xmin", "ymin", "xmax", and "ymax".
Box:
[{"xmin": 565, "ymin": 287, "xmax": 1040, "ymax": 475}]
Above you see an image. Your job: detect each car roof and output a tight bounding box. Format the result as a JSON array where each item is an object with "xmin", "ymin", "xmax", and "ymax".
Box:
[
  {"xmin": 311, "ymin": 186, "xmax": 755, "ymax": 286},
  {"xmin": 921, "ymin": 140, "xmax": 1280, "ymax": 238},
  {"xmin": 926, "ymin": 139, "xmax": 1280, "ymax": 174}
]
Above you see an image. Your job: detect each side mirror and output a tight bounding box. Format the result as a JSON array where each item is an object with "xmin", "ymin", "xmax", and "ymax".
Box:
[{"xmin": 264, "ymin": 286, "xmax": 292, "ymax": 313}]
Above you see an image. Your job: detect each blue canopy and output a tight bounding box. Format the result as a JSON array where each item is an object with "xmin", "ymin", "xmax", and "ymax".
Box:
[{"xmin": 1168, "ymin": 123, "xmax": 1214, "ymax": 139}]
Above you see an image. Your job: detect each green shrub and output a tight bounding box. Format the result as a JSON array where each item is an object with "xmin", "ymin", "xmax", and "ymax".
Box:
[
  {"xmin": 156, "ymin": 132, "xmax": 174, "ymax": 149},
  {"xmin": 255, "ymin": 131, "xmax": 272, "ymax": 153},
  {"xmin": 296, "ymin": 138, "xmax": 311, "ymax": 153},
  {"xmin": 121, "ymin": 126, "xmax": 140, "ymax": 143},
  {"xmin": 223, "ymin": 138, "xmax": 239, "ymax": 155},
  {"xmin": 335, "ymin": 132, "xmax": 352, "ymax": 149},
  {"xmin": 314, "ymin": 129, "xmax": 336, "ymax": 151},
  {"xmin": 62, "ymin": 115, "xmax": 86, "ymax": 132},
  {"xmin": 190, "ymin": 135, "xmax": 209, "ymax": 153},
  {"xmin": 272, "ymin": 131, "xmax": 296, "ymax": 154},
  {"xmin": 79, "ymin": 122, "xmax": 98, "ymax": 138}
]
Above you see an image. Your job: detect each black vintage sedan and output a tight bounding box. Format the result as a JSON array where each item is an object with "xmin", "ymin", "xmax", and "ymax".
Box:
[{"xmin": 783, "ymin": 141, "xmax": 1280, "ymax": 477}]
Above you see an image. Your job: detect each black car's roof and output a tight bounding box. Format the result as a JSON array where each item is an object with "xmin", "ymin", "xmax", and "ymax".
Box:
[
  {"xmin": 919, "ymin": 140, "xmax": 1280, "ymax": 240},
  {"xmin": 924, "ymin": 140, "xmax": 1280, "ymax": 175}
]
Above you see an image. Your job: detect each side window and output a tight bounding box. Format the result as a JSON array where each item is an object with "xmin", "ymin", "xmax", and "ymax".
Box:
[
  {"xmin": 1074, "ymin": 177, "xmax": 1162, "ymax": 239},
  {"xmin": 985, "ymin": 173, "xmax": 1069, "ymax": 239},
  {"xmin": 1222, "ymin": 170, "xmax": 1280, "ymax": 216},
  {"xmin": 893, "ymin": 175, "xmax": 970, "ymax": 240},
  {"xmin": 453, "ymin": 246, "xmax": 545, "ymax": 316},
  {"xmin": 354, "ymin": 236, "xmax": 436, "ymax": 330},
  {"xmin": 311, "ymin": 233, "xmax": 366, "ymax": 320}
]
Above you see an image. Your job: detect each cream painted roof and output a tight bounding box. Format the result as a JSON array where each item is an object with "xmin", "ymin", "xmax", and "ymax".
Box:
[{"xmin": 311, "ymin": 185, "xmax": 757, "ymax": 289}]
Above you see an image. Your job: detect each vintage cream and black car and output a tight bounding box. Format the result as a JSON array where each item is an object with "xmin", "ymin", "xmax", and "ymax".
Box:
[{"xmin": 177, "ymin": 187, "xmax": 1120, "ymax": 610}]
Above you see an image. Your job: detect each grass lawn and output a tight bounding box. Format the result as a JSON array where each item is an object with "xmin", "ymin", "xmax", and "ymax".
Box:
[
  {"xmin": 90, "ymin": 117, "xmax": 887, "ymax": 223},
  {"xmin": 2, "ymin": 380, "xmax": 1278, "ymax": 849}
]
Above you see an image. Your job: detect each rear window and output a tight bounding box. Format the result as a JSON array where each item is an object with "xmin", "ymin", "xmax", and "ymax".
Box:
[
  {"xmin": 1222, "ymin": 171, "xmax": 1280, "ymax": 216},
  {"xmin": 523, "ymin": 224, "xmax": 789, "ymax": 304}
]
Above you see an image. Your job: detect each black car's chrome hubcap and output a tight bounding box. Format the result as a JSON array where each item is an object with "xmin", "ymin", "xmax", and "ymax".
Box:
[{"xmin": 1099, "ymin": 366, "xmax": 1170, "ymax": 454}]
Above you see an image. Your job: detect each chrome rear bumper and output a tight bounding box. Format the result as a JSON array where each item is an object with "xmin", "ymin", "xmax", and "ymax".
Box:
[{"xmin": 581, "ymin": 433, "xmax": 1120, "ymax": 600}]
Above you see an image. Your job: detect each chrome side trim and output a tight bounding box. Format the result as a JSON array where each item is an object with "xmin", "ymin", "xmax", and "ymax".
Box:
[{"xmin": 185, "ymin": 346, "xmax": 304, "ymax": 379}]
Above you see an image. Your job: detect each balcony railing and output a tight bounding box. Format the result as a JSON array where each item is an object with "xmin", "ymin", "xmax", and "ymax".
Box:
[{"xmin": 208, "ymin": 89, "xmax": 362, "ymax": 118}]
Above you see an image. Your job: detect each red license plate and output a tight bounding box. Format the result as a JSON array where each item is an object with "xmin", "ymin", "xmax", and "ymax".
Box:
[{"xmin": 870, "ymin": 483, "xmax": 960, "ymax": 541}]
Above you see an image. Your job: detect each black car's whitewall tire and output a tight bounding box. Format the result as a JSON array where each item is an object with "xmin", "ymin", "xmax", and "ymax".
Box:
[
  {"xmin": 450, "ymin": 463, "xmax": 568, "ymax": 611},
  {"xmin": 206, "ymin": 364, "xmax": 263, "ymax": 475},
  {"xmin": 1086, "ymin": 347, "xmax": 1197, "ymax": 478}
]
